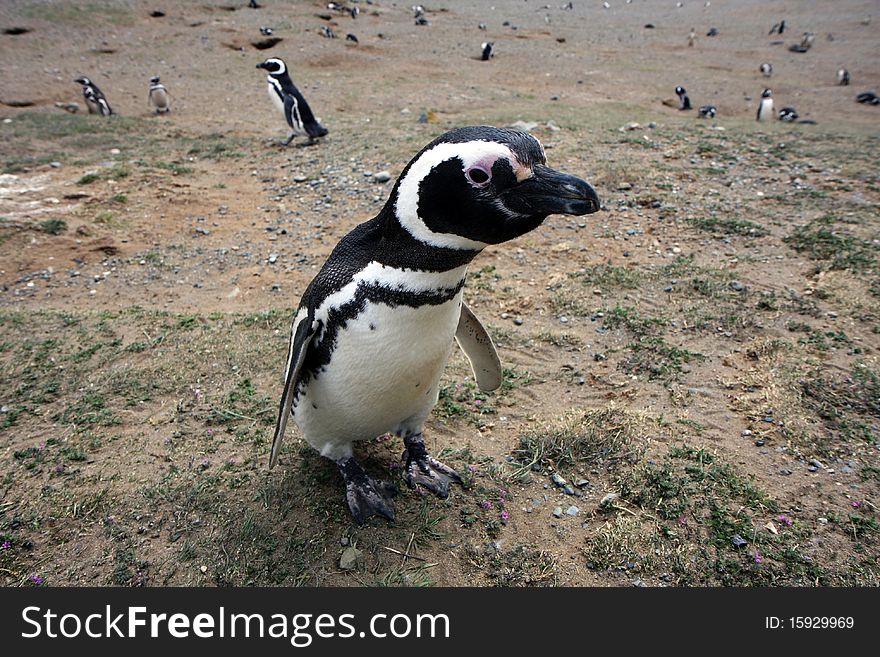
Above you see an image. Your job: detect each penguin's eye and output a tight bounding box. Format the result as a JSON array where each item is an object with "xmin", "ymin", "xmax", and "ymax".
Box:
[{"xmin": 466, "ymin": 167, "xmax": 491, "ymax": 185}]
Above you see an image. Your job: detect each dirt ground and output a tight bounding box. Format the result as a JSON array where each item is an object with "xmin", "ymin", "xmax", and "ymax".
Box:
[{"xmin": 0, "ymin": 0, "xmax": 878, "ymax": 587}]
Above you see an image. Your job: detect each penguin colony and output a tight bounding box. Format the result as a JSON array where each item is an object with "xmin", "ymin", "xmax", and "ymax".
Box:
[
  {"xmin": 52, "ymin": 3, "xmax": 875, "ymax": 524},
  {"xmin": 269, "ymin": 126, "xmax": 599, "ymax": 522}
]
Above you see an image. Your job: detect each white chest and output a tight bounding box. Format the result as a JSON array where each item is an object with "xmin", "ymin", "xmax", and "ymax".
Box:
[
  {"xmin": 294, "ymin": 290, "xmax": 464, "ymax": 455},
  {"xmin": 267, "ymin": 81, "xmax": 285, "ymax": 115},
  {"xmin": 758, "ymin": 98, "xmax": 774, "ymax": 121}
]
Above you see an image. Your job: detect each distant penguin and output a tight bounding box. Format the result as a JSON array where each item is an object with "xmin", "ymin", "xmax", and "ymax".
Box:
[
  {"xmin": 346, "ymin": 33, "xmax": 359, "ymax": 44},
  {"xmin": 856, "ymin": 91, "xmax": 879, "ymax": 105},
  {"xmin": 413, "ymin": 4, "xmax": 427, "ymax": 24},
  {"xmin": 837, "ymin": 68, "xmax": 850, "ymax": 86},
  {"xmin": 321, "ymin": 25, "xmax": 336, "ymax": 38},
  {"xmin": 769, "ymin": 22, "xmax": 780, "ymax": 35},
  {"xmin": 688, "ymin": 28, "xmax": 696, "ymax": 47},
  {"xmin": 698, "ymin": 104, "xmax": 717, "ymax": 118},
  {"xmin": 480, "ymin": 42, "xmax": 494, "ymax": 61},
  {"xmin": 256, "ymin": 57, "xmax": 328, "ymax": 145},
  {"xmin": 760, "ymin": 62, "xmax": 773, "ymax": 78},
  {"xmin": 350, "ymin": 6, "xmax": 359, "ymax": 19},
  {"xmin": 706, "ymin": 27, "xmax": 718, "ymax": 37},
  {"xmin": 478, "ymin": 22, "xmax": 487, "ymax": 30},
  {"xmin": 74, "ymin": 77, "xmax": 113, "ymax": 116},
  {"xmin": 249, "ymin": 0, "xmax": 261, "ymax": 8},
  {"xmin": 259, "ymin": 26, "xmax": 273, "ymax": 36},
  {"xmin": 790, "ymin": 31, "xmax": 813, "ymax": 52},
  {"xmin": 778, "ymin": 107, "xmax": 798, "ymax": 122},
  {"xmin": 756, "ymin": 88, "xmax": 773, "ymax": 121},
  {"xmin": 675, "ymin": 86, "xmax": 691, "ymax": 110},
  {"xmin": 779, "ymin": 20, "xmax": 786, "ymax": 34},
  {"xmin": 148, "ymin": 76, "xmax": 170, "ymax": 114}
]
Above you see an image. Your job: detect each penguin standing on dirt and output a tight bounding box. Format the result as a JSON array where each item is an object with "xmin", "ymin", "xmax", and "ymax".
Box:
[
  {"xmin": 837, "ymin": 67, "xmax": 850, "ymax": 85},
  {"xmin": 148, "ymin": 76, "xmax": 170, "ymax": 114},
  {"xmin": 256, "ymin": 57, "xmax": 328, "ymax": 145},
  {"xmin": 269, "ymin": 126, "xmax": 600, "ymax": 523},
  {"xmin": 480, "ymin": 42, "xmax": 494, "ymax": 60},
  {"xmin": 760, "ymin": 62, "xmax": 773, "ymax": 78},
  {"xmin": 74, "ymin": 76, "xmax": 113, "ymax": 116},
  {"xmin": 675, "ymin": 86, "xmax": 692, "ymax": 110},
  {"xmin": 756, "ymin": 88, "xmax": 774, "ymax": 121}
]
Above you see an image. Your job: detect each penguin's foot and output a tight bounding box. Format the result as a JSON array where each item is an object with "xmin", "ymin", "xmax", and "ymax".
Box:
[
  {"xmin": 337, "ymin": 457, "xmax": 397, "ymax": 524},
  {"xmin": 280, "ymin": 133, "xmax": 296, "ymax": 146},
  {"xmin": 402, "ymin": 433, "xmax": 463, "ymax": 498}
]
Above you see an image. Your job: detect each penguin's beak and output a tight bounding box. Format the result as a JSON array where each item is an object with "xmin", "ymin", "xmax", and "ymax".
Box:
[
  {"xmin": 502, "ymin": 164, "xmax": 600, "ymax": 216},
  {"xmin": 255, "ymin": 62, "xmax": 268, "ymax": 70}
]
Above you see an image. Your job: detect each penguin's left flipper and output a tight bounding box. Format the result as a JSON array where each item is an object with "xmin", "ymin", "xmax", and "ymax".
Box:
[
  {"xmin": 455, "ymin": 301, "xmax": 502, "ymax": 392},
  {"xmin": 269, "ymin": 312, "xmax": 317, "ymax": 468}
]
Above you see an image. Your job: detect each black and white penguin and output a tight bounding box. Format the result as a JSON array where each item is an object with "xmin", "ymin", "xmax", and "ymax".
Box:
[
  {"xmin": 249, "ymin": 0, "xmax": 261, "ymax": 8},
  {"xmin": 256, "ymin": 57, "xmax": 328, "ymax": 145},
  {"xmin": 756, "ymin": 88, "xmax": 773, "ymax": 121},
  {"xmin": 260, "ymin": 26, "xmax": 274, "ymax": 36},
  {"xmin": 675, "ymin": 86, "xmax": 691, "ymax": 110},
  {"xmin": 345, "ymin": 33, "xmax": 359, "ymax": 44},
  {"xmin": 480, "ymin": 41, "xmax": 494, "ymax": 61},
  {"xmin": 74, "ymin": 76, "xmax": 113, "ymax": 116},
  {"xmin": 760, "ymin": 62, "xmax": 773, "ymax": 78},
  {"xmin": 778, "ymin": 107, "xmax": 798, "ymax": 122},
  {"xmin": 350, "ymin": 6, "xmax": 359, "ymax": 19},
  {"xmin": 270, "ymin": 126, "xmax": 600, "ymax": 523},
  {"xmin": 320, "ymin": 25, "xmax": 336, "ymax": 38},
  {"xmin": 790, "ymin": 31, "xmax": 813, "ymax": 52},
  {"xmin": 779, "ymin": 20, "xmax": 786, "ymax": 34},
  {"xmin": 837, "ymin": 67, "xmax": 850, "ymax": 86},
  {"xmin": 698, "ymin": 104, "xmax": 716, "ymax": 118},
  {"xmin": 706, "ymin": 27, "xmax": 718, "ymax": 37},
  {"xmin": 147, "ymin": 76, "xmax": 170, "ymax": 114},
  {"xmin": 856, "ymin": 91, "xmax": 879, "ymax": 105},
  {"xmin": 769, "ymin": 20, "xmax": 786, "ymax": 35}
]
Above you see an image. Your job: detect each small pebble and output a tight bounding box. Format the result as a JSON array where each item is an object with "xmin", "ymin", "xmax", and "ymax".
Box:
[
  {"xmin": 552, "ymin": 506, "xmax": 563, "ymax": 518},
  {"xmin": 374, "ymin": 171, "xmax": 391, "ymax": 183}
]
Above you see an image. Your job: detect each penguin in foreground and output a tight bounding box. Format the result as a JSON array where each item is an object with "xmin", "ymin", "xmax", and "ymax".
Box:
[
  {"xmin": 148, "ymin": 76, "xmax": 170, "ymax": 114},
  {"xmin": 74, "ymin": 76, "xmax": 113, "ymax": 116},
  {"xmin": 256, "ymin": 57, "xmax": 328, "ymax": 145},
  {"xmin": 480, "ymin": 42, "xmax": 494, "ymax": 61},
  {"xmin": 756, "ymin": 88, "xmax": 773, "ymax": 121},
  {"xmin": 269, "ymin": 126, "xmax": 600, "ymax": 523},
  {"xmin": 675, "ymin": 86, "xmax": 691, "ymax": 110}
]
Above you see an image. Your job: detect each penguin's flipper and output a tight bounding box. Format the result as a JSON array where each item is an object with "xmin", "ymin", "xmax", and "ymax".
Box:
[
  {"xmin": 269, "ymin": 311, "xmax": 316, "ymax": 468},
  {"xmin": 455, "ymin": 301, "xmax": 502, "ymax": 392}
]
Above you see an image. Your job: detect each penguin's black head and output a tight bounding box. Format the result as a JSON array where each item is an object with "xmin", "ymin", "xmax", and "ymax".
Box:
[
  {"xmin": 387, "ymin": 126, "xmax": 600, "ymax": 249},
  {"xmin": 74, "ymin": 76, "xmax": 91, "ymax": 86},
  {"xmin": 150, "ymin": 76, "xmax": 160, "ymax": 85},
  {"xmin": 761, "ymin": 88, "xmax": 773, "ymax": 98},
  {"xmin": 675, "ymin": 86, "xmax": 686, "ymax": 96},
  {"xmin": 256, "ymin": 57, "xmax": 286, "ymax": 76}
]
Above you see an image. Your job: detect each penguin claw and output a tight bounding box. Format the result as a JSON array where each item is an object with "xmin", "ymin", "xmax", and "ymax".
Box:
[
  {"xmin": 338, "ymin": 457, "xmax": 396, "ymax": 524},
  {"xmin": 402, "ymin": 436, "xmax": 463, "ymax": 498}
]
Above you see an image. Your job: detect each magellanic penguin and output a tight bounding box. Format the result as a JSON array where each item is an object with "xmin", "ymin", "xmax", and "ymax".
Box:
[
  {"xmin": 698, "ymin": 104, "xmax": 717, "ymax": 119},
  {"xmin": 838, "ymin": 67, "xmax": 850, "ymax": 85},
  {"xmin": 760, "ymin": 62, "xmax": 773, "ymax": 78},
  {"xmin": 688, "ymin": 28, "xmax": 696, "ymax": 47},
  {"xmin": 256, "ymin": 57, "xmax": 328, "ymax": 145},
  {"xmin": 148, "ymin": 76, "xmax": 170, "ymax": 114},
  {"xmin": 756, "ymin": 88, "xmax": 773, "ymax": 121},
  {"xmin": 675, "ymin": 86, "xmax": 692, "ymax": 110},
  {"xmin": 270, "ymin": 126, "xmax": 600, "ymax": 523},
  {"xmin": 778, "ymin": 107, "xmax": 798, "ymax": 122},
  {"xmin": 480, "ymin": 42, "xmax": 494, "ymax": 61},
  {"xmin": 74, "ymin": 77, "xmax": 113, "ymax": 116}
]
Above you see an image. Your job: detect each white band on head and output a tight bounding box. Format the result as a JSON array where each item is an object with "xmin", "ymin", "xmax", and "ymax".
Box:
[{"xmin": 394, "ymin": 140, "xmax": 522, "ymax": 250}]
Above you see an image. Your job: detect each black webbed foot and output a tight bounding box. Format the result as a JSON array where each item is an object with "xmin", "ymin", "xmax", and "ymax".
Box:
[
  {"xmin": 337, "ymin": 457, "xmax": 397, "ymax": 524},
  {"xmin": 402, "ymin": 433, "xmax": 463, "ymax": 498}
]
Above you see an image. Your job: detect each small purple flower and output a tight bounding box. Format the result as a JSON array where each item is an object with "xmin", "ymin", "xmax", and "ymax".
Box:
[
  {"xmin": 206, "ymin": 427, "xmax": 214, "ymax": 437},
  {"xmin": 467, "ymin": 465, "xmax": 476, "ymax": 474},
  {"xmin": 480, "ymin": 500, "xmax": 492, "ymax": 510},
  {"xmin": 754, "ymin": 551, "xmax": 764, "ymax": 565},
  {"xmin": 38, "ymin": 443, "xmax": 46, "ymax": 451},
  {"xmin": 500, "ymin": 510, "xmax": 509, "ymax": 521},
  {"xmin": 30, "ymin": 575, "xmax": 44, "ymax": 585},
  {"xmin": 776, "ymin": 514, "xmax": 793, "ymax": 527},
  {"xmin": 677, "ymin": 515, "xmax": 687, "ymax": 525},
  {"xmin": 474, "ymin": 400, "xmax": 482, "ymax": 407},
  {"xmin": 226, "ymin": 457, "xmax": 236, "ymax": 466},
  {"xmin": 852, "ymin": 501, "xmax": 862, "ymax": 509},
  {"xmin": 199, "ymin": 458, "xmax": 210, "ymax": 470},
  {"xmin": 1, "ymin": 541, "xmax": 11, "ymax": 550}
]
